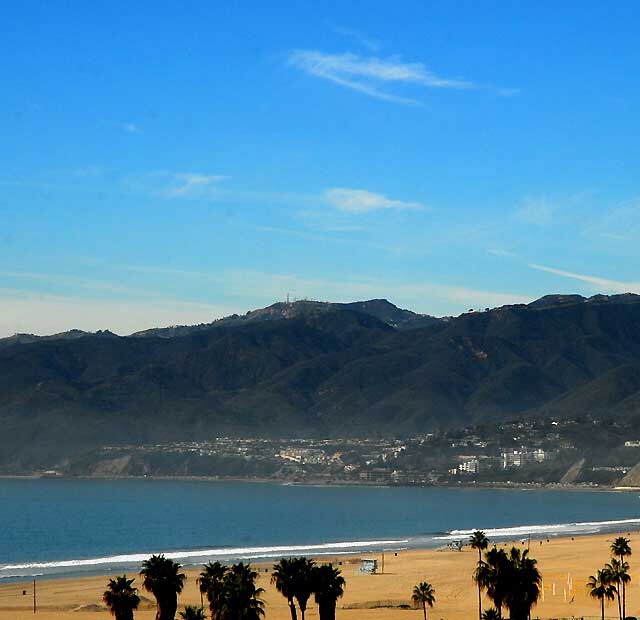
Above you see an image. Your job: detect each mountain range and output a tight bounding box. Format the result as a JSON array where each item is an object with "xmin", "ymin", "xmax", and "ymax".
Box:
[{"xmin": 2, "ymin": 294, "xmax": 640, "ymax": 468}]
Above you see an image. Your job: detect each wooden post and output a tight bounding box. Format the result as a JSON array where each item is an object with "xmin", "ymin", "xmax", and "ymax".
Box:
[
  {"xmin": 33, "ymin": 579, "xmax": 36, "ymax": 614},
  {"xmin": 381, "ymin": 552, "xmax": 385, "ymax": 574}
]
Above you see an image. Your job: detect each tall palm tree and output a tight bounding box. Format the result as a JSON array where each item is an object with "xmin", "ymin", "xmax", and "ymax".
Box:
[
  {"xmin": 475, "ymin": 547, "xmax": 509, "ymax": 620},
  {"xmin": 312, "ymin": 564, "xmax": 345, "ymax": 620},
  {"xmin": 292, "ymin": 557, "xmax": 315, "ymax": 620},
  {"xmin": 503, "ymin": 547, "xmax": 542, "ymax": 620},
  {"xmin": 198, "ymin": 562, "xmax": 229, "ymax": 620},
  {"xmin": 412, "ymin": 582, "xmax": 436, "ymax": 620},
  {"xmin": 272, "ymin": 558, "xmax": 300, "ymax": 620},
  {"xmin": 588, "ymin": 569, "xmax": 617, "ymax": 620},
  {"xmin": 606, "ymin": 559, "xmax": 630, "ymax": 620},
  {"xmin": 470, "ymin": 531, "xmax": 489, "ymax": 620},
  {"xmin": 103, "ymin": 575, "xmax": 140, "ymax": 620},
  {"xmin": 179, "ymin": 606, "xmax": 207, "ymax": 620},
  {"xmin": 222, "ymin": 562, "xmax": 265, "ymax": 620},
  {"xmin": 272, "ymin": 557, "xmax": 316, "ymax": 620},
  {"xmin": 612, "ymin": 537, "xmax": 632, "ymax": 619},
  {"xmin": 140, "ymin": 555, "xmax": 186, "ymax": 620}
]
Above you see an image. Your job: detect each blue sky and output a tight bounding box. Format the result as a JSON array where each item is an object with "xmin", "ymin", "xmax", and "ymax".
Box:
[{"xmin": 2, "ymin": 1, "xmax": 640, "ymax": 335}]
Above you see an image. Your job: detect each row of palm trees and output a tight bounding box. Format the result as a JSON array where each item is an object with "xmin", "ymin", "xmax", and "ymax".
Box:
[
  {"xmin": 410, "ymin": 530, "xmax": 547, "ymax": 620},
  {"xmin": 588, "ymin": 536, "xmax": 633, "ymax": 620},
  {"xmin": 470, "ymin": 530, "xmax": 542, "ymax": 620},
  {"xmin": 271, "ymin": 557, "xmax": 345, "ymax": 620},
  {"xmin": 468, "ymin": 530, "xmax": 634, "ymax": 620},
  {"xmin": 101, "ymin": 554, "xmax": 346, "ymax": 620},
  {"xmin": 101, "ymin": 534, "xmax": 633, "ymax": 620}
]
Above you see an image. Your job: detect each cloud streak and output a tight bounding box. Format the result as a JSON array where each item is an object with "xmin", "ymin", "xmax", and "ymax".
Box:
[
  {"xmin": 329, "ymin": 25, "xmax": 381, "ymax": 52},
  {"xmin": 528, "ymin": 263, "xmax": 640, "ymax": 293},
  {"xmin": 166, "ymin": 173, "xmax": 228, "ymax": 197},
  {"xmin": 288, "ymin": 50, "xmax": 473, "ymax": 104},
  {"xmin": 325, "ymin": 188, "xmax": 424, "ymax": 213}
]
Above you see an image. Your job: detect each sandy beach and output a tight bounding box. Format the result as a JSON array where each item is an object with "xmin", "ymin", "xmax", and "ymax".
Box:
[{"xmin": 0, "ymin": 531, "xmax": 636, "ymax": 620}]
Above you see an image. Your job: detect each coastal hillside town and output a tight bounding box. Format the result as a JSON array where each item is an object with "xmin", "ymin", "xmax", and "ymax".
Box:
[{"xmin": 50, "ymin": 416, "xmax": 640, "ymax": 487}]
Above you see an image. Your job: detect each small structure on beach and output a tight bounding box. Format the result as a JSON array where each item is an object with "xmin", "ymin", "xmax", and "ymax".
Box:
[
  {"xmin": 447, "ymin": 540, "xmax": 463, "ymax": 551},
  {"xmin": 358, "ymin": 558, "xmax": 378, "ymax": 574}
]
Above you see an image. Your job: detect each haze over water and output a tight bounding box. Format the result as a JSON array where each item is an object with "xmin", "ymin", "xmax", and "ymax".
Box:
[{"xmin": 2, "ymin": 479, "xmax": 640, "ymax": 580}]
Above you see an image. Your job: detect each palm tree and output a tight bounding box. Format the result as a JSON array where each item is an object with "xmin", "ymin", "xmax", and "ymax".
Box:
[
  {"xmin": 412, "ymin": 582, "xmax": 436, "ymax": 620},
  {"xmin": 292, "ymin": 558, "xmax": 315, "ymax": 620},
  {"xmin": 272, "ymin": 557, "xmax": 315, "ymax": 620},
  {"xmin": 272, "ymin": 558, "xmax": 300, "ymax": 620},
  {"xmin": 312, "ymin": 564, "xmax": 345, "ymax": 620},
  {"xmin": 198, "ymin": 562, "xmax": 229, "ymax": 620},
  {"xmin": 221, "ymin": 562, "xmax": 265, "ymax": 620},
  {"xmin": 612, "ymin": 537, "xmax": 632, "ymax": 618},
  {"xmin": 140, "ymin": 555, "xmax": 186, "ymax": 620},
  {"xmin": 588, "ymin": 569, "xmax": 617, "ymax": 620},
  {"xmin": 470, "ymin": 531, "xmax": 489, "ymax": 620},
  {"xmin": 481, "ymin": 609, "xmax": 500, "ymax": 620},
  {"xmin": 503, "ymin": 547, "xmax": 542, "ymax": 620},
  {"xmin": 606, "ymin": 559, "xmax": 630, "ymax": 620},
  {"xmin": 103, "ymin": 575, "xmax": 140, "ymax": 620},
  {"xmin": 179, "ymin": 606, "xmax": 207, "ymax": 620},
  {"xmin": 475, "ymin": 547, "xmax": 509, "ymax": 619}
]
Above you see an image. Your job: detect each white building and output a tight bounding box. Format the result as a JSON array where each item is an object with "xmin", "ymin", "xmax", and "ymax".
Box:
[
  {"xmin": 501, "ymin": 450, "xmax": 528, "ymax": 469},
  {"xmin": 459, "ymin": 457, "xmax": 480, "ymax": 474}
]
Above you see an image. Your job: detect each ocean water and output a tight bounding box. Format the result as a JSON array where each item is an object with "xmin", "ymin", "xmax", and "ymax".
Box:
[{"xmin": 1, "ymin": 479, "xmax": 640, "ymax": 580}]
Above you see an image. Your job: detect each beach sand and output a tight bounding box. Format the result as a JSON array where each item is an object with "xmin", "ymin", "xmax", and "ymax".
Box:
[{"xmin": 0, "ymin": 531, "xmax": 636, "ymax": 620}]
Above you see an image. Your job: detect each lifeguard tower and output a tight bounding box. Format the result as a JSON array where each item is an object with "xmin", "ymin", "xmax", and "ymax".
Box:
[{"xmin": 358, "ymin": 558, "xmax": 378, "ymax": 574}]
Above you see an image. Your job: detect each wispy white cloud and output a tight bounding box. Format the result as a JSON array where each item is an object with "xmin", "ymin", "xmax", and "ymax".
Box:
[
  {"xmin": 124, "ymin": 171, "xmax": 229, "ymax": 199},
  {"xmin": 582, "ymin": 197, "xmax": 640, "ymax": 242},
  {"xmin": 528, "ymin": 263, "xmax": 640, "ymax": 293},
  {"xmin": 329, "ymin": 24, "xmax": 381, "ymax": 52},
  {"xmin": 487, "ymin": 247, "xmax": 519, "ymax": 258},
  {"xmin": 166, "ymin": 173, "xmax": 228, "ymax": 198},
  {"xmin": 325, "ymin": 188, "xmax": 424, "ymax": 213},
  {"xmin": 288, "ymin": 50, "xmax": 473, "ymax": 104},
  {"xmin": 515, "ymin": 197, "xmax": 554, "ymax": 226}
]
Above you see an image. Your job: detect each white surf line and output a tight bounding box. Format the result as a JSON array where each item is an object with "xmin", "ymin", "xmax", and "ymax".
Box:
[
  {"xmin": 434, "ymin": 517, "xmax": 640, "ymax": 540},
  {"xmin": 0, "ymin": 539, "xmax": 409, "ymax": 571}
]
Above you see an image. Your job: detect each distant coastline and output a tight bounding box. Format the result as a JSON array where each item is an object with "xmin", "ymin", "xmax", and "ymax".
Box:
[{"xmin": 1, "ymin": 472, "xmax": 637, "ymax": 492}]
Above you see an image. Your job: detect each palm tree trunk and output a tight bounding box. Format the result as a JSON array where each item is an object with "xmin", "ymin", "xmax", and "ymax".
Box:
[
  {"xmin": 423, "ymin": 601, "xmax": 427, "ymax": 620},
  {"xmin": 288, "ymin": 598, "xmax": 298, "ymax": 620},
  {"xmin": 618, "ymin": 589, "xmax": 622, "ymax": 620},
  {"xmin": 621, "ymin": 553, "xmax": 626, "ymax": 620},
  {"xmin": 318, "ymin": 598, "xmax": 337, "ymax": 620},
  {"xmin": 602, "ymin": 597, "xmax": 605, "ymax": 620},
  {"xmin": 477, "ymin": 550, "xmax": 482, "ymax": 620}
]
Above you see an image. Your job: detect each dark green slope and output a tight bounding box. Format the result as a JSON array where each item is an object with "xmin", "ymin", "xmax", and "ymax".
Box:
[{"xmin": 1, "ymin": 295, "xmax": 640, "ymax": 466}]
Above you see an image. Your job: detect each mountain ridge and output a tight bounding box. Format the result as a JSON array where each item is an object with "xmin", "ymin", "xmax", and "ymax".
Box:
[{"xmin": 2, "ymin": 293, "xmax": 640, "ymax": 469}]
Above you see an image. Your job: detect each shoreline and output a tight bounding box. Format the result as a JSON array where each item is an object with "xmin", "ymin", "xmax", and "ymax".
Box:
[
  {"xmin": 4, "ymin": 514, "xmax": 640, "ymax": 584},
  {"xmin": 1, "ymin": 473, "xmax": 636, "ymax": 492},
  {"xmin": 1, "ymin": 529, "xmax": 639, "ymax": 619}
]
